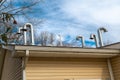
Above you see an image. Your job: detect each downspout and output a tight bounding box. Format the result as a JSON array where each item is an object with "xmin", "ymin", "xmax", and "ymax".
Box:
[
  {"xmin": 107, "ymin": 59, "xmax": 114, "ymax": 80},
  {"xmin": 22, "ymin": 50, "xmax": 29, "ymax": 80}
]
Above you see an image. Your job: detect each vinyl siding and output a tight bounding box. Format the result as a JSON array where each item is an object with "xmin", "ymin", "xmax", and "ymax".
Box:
[
  {"xmin": 111, "ymin": 56, "xmax": 120, "ymax": 80},
  {"xmin": 26, "ymin": 57, "xmax": 110, "ymax": 80},
  {"xmin": 1, "ymin": 50, "xmax": 22, "ymax": 80}
]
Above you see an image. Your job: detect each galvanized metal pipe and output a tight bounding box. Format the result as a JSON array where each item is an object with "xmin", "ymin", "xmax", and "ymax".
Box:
[
  {"xmin": 58, "ymin": 35, "xmax": 63, "ymax": 46},
  {"xmin": 76, "ymin": 36, "xmax": 85, "ymax": 48},
  {"xmin": 18, "ymin": 27, "xmax": 23, "ymax": 34},
  {"xmin": 23, "ymin": 23, "xmax": 34, "ymax": 45},
  {"xmin": 98, "ymin": 29, "xmax": 103, "ymax": 47},
  {"xmin": 90, "ymin": 34, "xmax": 98, "ymax": 48},
  {"xmin": 23, "ymin": 24, "xmax": 27, "ymax": 45},
  {"xmin": 97, "ymin": 27, "xmax": 108, "ymax": 47}
]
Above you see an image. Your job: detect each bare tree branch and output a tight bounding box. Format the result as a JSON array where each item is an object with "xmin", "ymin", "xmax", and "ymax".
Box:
[
  {"xmin": 0, "ymin": 0, "xmax": 6, "ymax": 7},
  {"xmin": 35, "ymin": 31, "xmax": 55, "ymax": 46},
  {"xmin": 0, "ymin": 0, "xmax": 42, "ymax": 44},
  {"xmin": 7, "ymin": 1, "xmax": 39, "ymax": 13}
]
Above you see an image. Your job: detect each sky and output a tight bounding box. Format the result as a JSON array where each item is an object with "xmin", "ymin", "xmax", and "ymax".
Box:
[{"xmin": 16, "ymin": 0, "xmax": 120, "ymax": 47}]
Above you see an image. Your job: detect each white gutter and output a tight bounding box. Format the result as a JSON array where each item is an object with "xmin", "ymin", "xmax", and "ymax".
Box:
[
  {"xmin": 107, "ymin": 59, "xmax": 114, "ymax": 80},
  {"xmin": 22, "ymin": 50, "xmax": 29, "ymax": 80},
  {"xmin": 13, "ymin": 46, "xmax": 120, "ymax": 58}
]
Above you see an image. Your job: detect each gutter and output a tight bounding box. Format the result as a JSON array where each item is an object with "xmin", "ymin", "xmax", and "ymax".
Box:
[{"xmin": 13, "ymin": 46, "xmax": 120, "ymax": 58}]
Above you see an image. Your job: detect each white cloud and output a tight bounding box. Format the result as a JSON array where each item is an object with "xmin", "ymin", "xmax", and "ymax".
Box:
[
  {"xmin": 61, "ymin": 0, "xmax": 120, "ymax": 24},
  {"xmin": 60, "ymin": 0, "xmax": 120, "ymax": 43},
  {"xmin": 92, "ymin": 6, "xmax": 120, "ymax": 24}
]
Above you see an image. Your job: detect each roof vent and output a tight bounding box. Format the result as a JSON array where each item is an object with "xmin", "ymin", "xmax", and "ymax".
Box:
[
  {"xmin": 97, "ymin": 27, "xmax": 108, "ymax": 47},
  {"xmin": 17, "ymin": 23, "xmax": 34, "ymax": 45},
  {"xmin": 76, "ymin": 35, "xmax": 85, "ymax": 48}
]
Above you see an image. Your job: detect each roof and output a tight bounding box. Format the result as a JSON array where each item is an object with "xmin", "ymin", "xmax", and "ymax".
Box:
[
  {"xmin": 104, "ymin": 42, "xmax": 120, "ymax": 49},
  {"xmin": 3, "ymin": 45, "xmax": 119, "ymax": 58}
]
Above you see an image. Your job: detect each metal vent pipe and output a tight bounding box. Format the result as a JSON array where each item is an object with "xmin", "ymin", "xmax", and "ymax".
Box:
[
  {"xmin": 90, "ymin": 34, "xmax": 98, "ymax": 48},
  {"xmin": 76, "ymin": 35, "xmax": 85, "ymax": 48},
  {"xmin": 58, "ymin": 35, "xmax": 63, "ymax": 46},
  {"xmin": 97, "ymin": 27, "xmax": 108, "ymax": 47},
  {"xmin": 17, "ymin": 27, "xmax": 23, "ymax": 34},
  {"xmin": 23, "ymin": 23, "xmax": 34, "ymax": 45}
]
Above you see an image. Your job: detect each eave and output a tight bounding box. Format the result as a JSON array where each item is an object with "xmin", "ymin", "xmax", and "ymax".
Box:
[{"xmin": 11, "ymin": 45, "xmax": 120, "ymax": 58}]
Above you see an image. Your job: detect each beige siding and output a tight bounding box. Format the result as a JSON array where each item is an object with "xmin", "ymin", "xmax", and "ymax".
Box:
[
  {"xmin": 1, "ymin": 50, "xmax": 22, "ymax": 80},
  {"xmin": 26, "ymin": 57, "xmax": 110, "ymax": 80},
  {"xmin": 111, "ymin": 56, "xmax": 120, "ymax": 80}
]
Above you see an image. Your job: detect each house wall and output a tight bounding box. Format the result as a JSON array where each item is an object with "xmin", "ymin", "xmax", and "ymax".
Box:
[
  {"xmin": 26, "ymin": 57, "xmax": 110, "ymax": 80},
  {"xmin": 1, "ymin": 50, "xmax": 22, "ymax": 80},
  {"xmin": 0, "ymin": 48, "xmax": 5, "ymax": 79},
  {"xmin": 110, "ymin": 56, "xmax": 120, "ymax": 80},
  {"xmin": 104, "ymin": 42, "xmax": 120, "ymax": 79}
]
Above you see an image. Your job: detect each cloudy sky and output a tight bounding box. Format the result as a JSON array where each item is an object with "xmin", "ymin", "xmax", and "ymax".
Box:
[{"xmin": 16, "ymin": 0, "xmax": 120, "ymax": 47}]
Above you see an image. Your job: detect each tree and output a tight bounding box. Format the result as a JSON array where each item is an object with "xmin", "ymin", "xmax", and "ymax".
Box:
[
  {"xmin": 35, "ymin": 31, "xmax": 55, "ymax": 46},
  {"xmin": 0, "ymin": 0, "xmax": 42, "ymax": 44}
]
